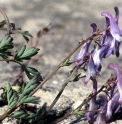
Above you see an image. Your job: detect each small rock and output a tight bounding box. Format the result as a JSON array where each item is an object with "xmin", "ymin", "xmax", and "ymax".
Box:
[{"xmin": 52, "ymin": 80, "xmax": 58, "ymax": 84}]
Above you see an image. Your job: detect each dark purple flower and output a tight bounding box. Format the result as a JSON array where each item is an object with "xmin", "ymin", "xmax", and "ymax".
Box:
[
  {"xmin": 94, "ymin": 94, "xmax": 108, "ymax": 124},
  {"xmin": 115, "ymin": 41, "xmax": 121, "ymax": 57},
  {"xmin": 114, "ymin": 6, "xmax": 119, "ymax": 24},
  {"xmin": 108, "ymin": 63, "xmax": 122, "ymax": 104},
  {"xmin": 84, "ymin": 53, "xmax": 99, "ymax": 85},
  {"xmin": 85, "ymin": 78, "xmax": 98, "ymax": 121},
  {"xmin": 101, "ymin": 12, "xmax": 122, "ymax": 42},
  {"xmin": 106, "ymin": 92, "xmax": 120, "ymax": 120}
]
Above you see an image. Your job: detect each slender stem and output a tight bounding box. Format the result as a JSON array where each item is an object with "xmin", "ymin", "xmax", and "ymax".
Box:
[
  {"xmin": 0, "ymin": 27, "xmax": 109, "ymax": 122},
  {"xmin": 29, "ymin": 28, "xmax": 108, "ymax": 96},
  {"xmin": 52, "ymin": 86, "xmax": 105, "ymax": 124},
  {"xmin": 0, "ymin": 103, "xmax": 20, "ymax": 121},
  {"xmin": 53, "ymin": 80, "xmax": 117, "ymax": 124},
  {"xmin": 35, "ymin": 80, "xmax": 69, "ymax": 124},
  {"xmin": 0, "ymin": 7, "xmax": 11, "ymax": 34}
]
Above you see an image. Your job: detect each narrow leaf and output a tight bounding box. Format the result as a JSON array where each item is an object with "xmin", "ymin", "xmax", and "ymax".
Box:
[
  {"xmin": 13, "ymin": 111, "xmax": 25, "ymax": 118},
  {"xmin": 24, "ymin": 75, "xmax": 38, "ymax": 91},
  {"xmin": 17, "ymin": 45, "xmax": 26, "ymax": 57},
  {"xmin": 9, "ymin": 101, "xmax": 16, "ymax": 108},
  {"xmin": 23, "ymin": 84, "xmax": 37, "ymax": 96},
  {"xmin": 20, "ymin": 96, "xmax": 38, "ymax": 103},
  {"xmin": 19, "ymin": 47, "xmax": 39, "ymax": 60}
]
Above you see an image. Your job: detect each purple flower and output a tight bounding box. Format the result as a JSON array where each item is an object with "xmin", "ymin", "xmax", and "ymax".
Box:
[
  {"xmin": 74, "ymin": 44, "xmax": 88, "ymax": 66},
  {"xmin": 101, "ymin": 12, "xmax": 122, "ymax": 42},
  {"xmin": 84, "ymin": 53, "xmax": 99, "ymax": 85},
  {"xmin": 105, "ymin": 38, "xmax": 121, "ymax": 58},
  {"xmin": 94, "ymin": 94, "xmax": 108, "ymax": 124},
  {"xmin": 74, "ymin": 23, "xmax": 97, "ymax": 66},
  {"xmin": 93, "ymin": 45, "xmax": 108, "ymax": 71},
  {"xmin": 108, "ymin": 63, "xmax": 122, "ymax": 104},
  {"xmin": 106, "ymin": 92, "xmax": 120, "ymax": 120},
  {"xmin": 85, "ymin": 78, "xmax": 98, "ymax": 121}
]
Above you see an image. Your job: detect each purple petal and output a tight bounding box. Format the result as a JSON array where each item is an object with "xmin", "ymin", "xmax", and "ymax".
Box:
[
  {"xmin": 84, "ymin": 54, "xmax": 99, "ymax": 85},
  {"xmin": 114, "ymin": 6, "xmax": 119, "ymax": 24},
  {"xmin": 74, "ymin": 23, "xmax": 97, "ymax": 66},
  {"xmin": 101, "ymin": 12, "xmax": 122, "ymax": 42},
  {"xmin": 108, "ymin": 63, "xmax": 122, "ymax": 104},
  {"xmin": 93, "ymin": 45, "xmax": 108, "ymax": 71},
  {"xmin": 106, "ymin": 92, "xmax": 120, "ymax": 120},
  {"xmin": 85, "ymin": 78, "xmax": 98, "ymax": 120},
  {"xmin": 105, "ymin": 39, "xmax": 116, "ymax": 58},
  {"xmin": 94, "ymin": 94, "xmax": 108, "ymax": 124}
]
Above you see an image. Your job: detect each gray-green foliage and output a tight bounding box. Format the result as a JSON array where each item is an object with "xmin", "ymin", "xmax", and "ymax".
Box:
[{"xmin": 0, "ymin": 11, "xmax": 43, "ymax": 122}]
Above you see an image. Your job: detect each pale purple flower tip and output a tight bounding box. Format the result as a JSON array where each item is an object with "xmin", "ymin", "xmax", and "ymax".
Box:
[
  {"xmin": 93, "ymin": 45, "xmax": 108, "ymax": 71},
  {"xmin": 101, "ymin": 12, "xmax": 122, "ymax": 42},
  {"xmin": 108, "ymin": 63, "xmax": 122, "ymax": 104},
  {"xmin": 74, "ymin": 23, "xmax": 97, "ymax": 66},
  {"xmin": 84, "ymin": 54, "xmax": 99, "ymax": 85}
]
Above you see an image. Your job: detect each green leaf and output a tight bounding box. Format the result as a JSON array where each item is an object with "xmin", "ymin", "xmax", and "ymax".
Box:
[
  {"xmin": 19, "ymin": 31, "xmax": 33, "ymax": 42},
  {"xmin": 26, "ymin": 67, "xmax": 39, "ymax": 75},
  {"xmin": 9, "ymin": 94, "xmax": 15, "ymax": 105},
  {"xmin": 13, "ymin": 111, "xmax": 35, "ymax": 119},
  {"xmin": 9, "ymin": 101, "xmax": 16, "ymax": 109},
  {"xmin": 23, "ymin": 84, "xmax": 37, "ymax": 96},
  {"xmin": 6, "ymin": 84, "xmax": 17, "ymax": 108},
  {"xmin": 63, "ymin": 59, "xmax": 72, "ymax": 66},
  {"xmin": 23, "ymin": 31, "xmax": 33, "ymax": 37},
  {"xmin": 23, "ymin": 35, "xmax": 29, "ymax": 42},
  {"xmin": 13, "ymin": 111, "xmax": 25, "ymax": 118},
  {"xmin": 18, "ymin": 113, "xmax": 28, "ymax": 119},
  {"xmin": 25, "ymin": 67, "xmax": 43, "ymax": 80},
  {"xmin": 7, "ymin": 84, "xmax": 12, "ymax": 104},
  {"xmin": 14, "ymin": 45, "xmax": 26, "ymax": 61},
  {"xmin": 24, "ymin": 75, "xmax": 38, "ymax": 91},
  {"xmin": 0, "ymin": 20, "xmax": 6, "ymax": 28},
  {"xmin": 0, "ymin": 36, "xmax": 13, "ymax": 50},
  {"xmin": 20, "ymin": 95, "xmax": 28, "ymax": 103},
  {"xmin": 20, "ymin": 96, "xmax": 38, "ymax": 103},
  {"xmin": 68, "ymin": 67, "xmax": 79, "ymax": 82},
  {"xmin": 17, "ymin": 45, "xmax": 26, "ymax": 57},
  {"xmin": 73, "ymin": 109, "xmax": 85, "ymax": 117},
  {"xmin": 18, "ymin": 47, "xmax": 39, "ymax": 60},
  {"xmin": 25, "ymin": 113, "xmax": 35, "ymax": 119}
]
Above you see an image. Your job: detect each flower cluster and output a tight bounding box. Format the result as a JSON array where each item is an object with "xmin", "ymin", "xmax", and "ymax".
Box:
[{"xmin": 74, "ymin": 7, "xmax": 122, "ymax": 123}]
